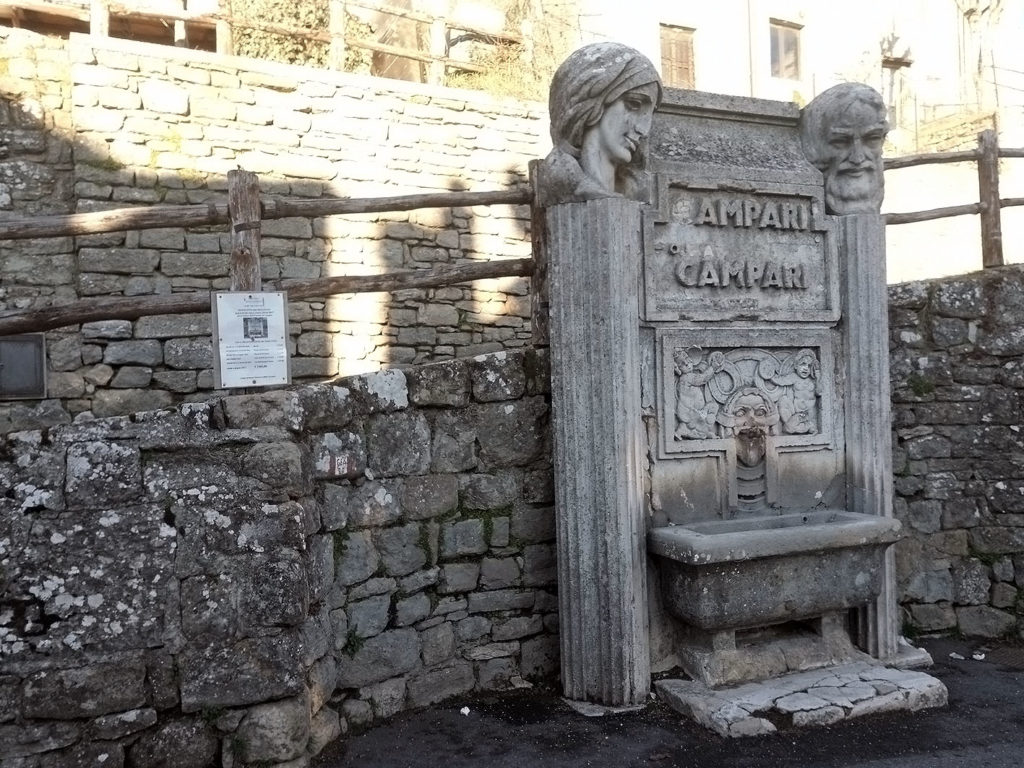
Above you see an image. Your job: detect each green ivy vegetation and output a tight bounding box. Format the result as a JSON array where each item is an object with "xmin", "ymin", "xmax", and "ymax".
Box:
[
  {"xmin": 341, "ymin": 627, "xmax": 364, "ymax": 656},
  {"xmin": 906, "ymin": 372, "xmax": 936, "ymax": 397}
]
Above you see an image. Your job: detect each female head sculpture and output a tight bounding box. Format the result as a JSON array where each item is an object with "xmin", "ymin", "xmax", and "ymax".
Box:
[
  {"xmin": 537, "ymin": 42, "xmax": 663, "ymax": 206},
  {"xmin": 799, "ymin": 83, "xmax": 889, "ymax": 215}
]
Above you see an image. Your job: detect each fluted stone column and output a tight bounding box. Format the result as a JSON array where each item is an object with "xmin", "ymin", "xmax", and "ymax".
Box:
[
  {"xmin": 839, "ymin": 214, "xmax": 898, "ymax": 659},
  {"xmin": 546, "ymin": 197, "xmax": 649, "ymax": 706}
]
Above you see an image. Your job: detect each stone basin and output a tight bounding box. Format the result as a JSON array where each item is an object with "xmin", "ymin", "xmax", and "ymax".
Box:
[{"xmin": 648, "ymin": 510, "xmax": 902, "ymax": 631}]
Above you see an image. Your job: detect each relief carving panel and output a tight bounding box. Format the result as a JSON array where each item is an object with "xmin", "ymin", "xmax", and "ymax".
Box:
[
  {"xmin": 672, "ymin": 346, "xmax": 822, "ymax": 441},
  {"xmin": 656, "ymin": 330, "xmax": 836, "ymax": 461}
]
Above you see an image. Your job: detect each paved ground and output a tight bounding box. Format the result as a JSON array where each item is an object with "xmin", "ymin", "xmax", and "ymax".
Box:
[{"xmin": 313, "ymin": 637, "xmax": 1024, "ymax": 768}]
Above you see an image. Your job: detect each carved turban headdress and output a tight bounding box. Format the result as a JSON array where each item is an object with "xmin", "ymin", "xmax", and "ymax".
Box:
[{"xmin": 548, "ymin": 42, "xmax": 663, "ymax": 155}]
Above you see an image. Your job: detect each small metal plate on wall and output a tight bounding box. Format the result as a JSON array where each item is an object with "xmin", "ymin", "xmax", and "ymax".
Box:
[{"xmin": 0, "ymin": 334, "xmax": 47, "ymax": 399}]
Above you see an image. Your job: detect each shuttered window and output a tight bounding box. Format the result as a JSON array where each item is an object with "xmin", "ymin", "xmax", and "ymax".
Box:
[{"xmin": 660, "ymin": 24, "xmax": 695, "ymax": 89}]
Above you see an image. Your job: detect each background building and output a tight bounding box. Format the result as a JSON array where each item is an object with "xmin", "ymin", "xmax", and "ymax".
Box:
[{"xmin": 539, "ymin": 0, "xmax": 1024, "ymax": 282}]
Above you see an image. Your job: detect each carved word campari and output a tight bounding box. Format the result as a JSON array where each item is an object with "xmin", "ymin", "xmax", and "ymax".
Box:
[
  {"xmin": 670, "ymin": 196, "xmax": 812, "ymax": 290},
  {"xmin": 673, "ymin": 249, "xmax": 807, "ymax": 289},
  {"xmin": 690, "ymin": 196, "xmax": 811, "ymax": 231}
]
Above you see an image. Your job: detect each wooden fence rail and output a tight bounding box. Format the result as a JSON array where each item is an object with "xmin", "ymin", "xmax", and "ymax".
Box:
[
  {"xmin": 883, "ymin": 130, "xmax": 1024, "ymax": 267},
  {"xmin": 0, "ymin": 131, "xmax": 1022, "ymax": 338},
  {"xmin": 0, "ymin": 258, "xmax": 532, "ymax": 336},
  {"xmin": 0, "ymin": 177, "xmax": 533, "ymax": 336},
  {"xmin": 0, "ymin": 0, "xmax": 519, "ymax": 83},
  {"xmin": 0, "ymin": 189, "xmax": 530, "ymax": 242}
]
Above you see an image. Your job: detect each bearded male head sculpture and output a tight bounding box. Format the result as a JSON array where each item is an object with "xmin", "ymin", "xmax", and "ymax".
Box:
[{"xmin": 799, "ymin": 83, "xmax": 889, "ymax": 215}]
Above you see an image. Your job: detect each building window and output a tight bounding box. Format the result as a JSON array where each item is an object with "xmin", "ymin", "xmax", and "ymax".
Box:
[
  {"xmin": 770, "ymin": 20, "xmax": 801, "ymax": 80},
  {"xmin": 660, "ymin": 24, "xmax": 695, "ymax": 89}
]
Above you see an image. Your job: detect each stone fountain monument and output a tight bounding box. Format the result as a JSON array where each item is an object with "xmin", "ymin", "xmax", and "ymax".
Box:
[{"xmin": 536, "ymin": 44, "xmax": 947, "ymax": 733}]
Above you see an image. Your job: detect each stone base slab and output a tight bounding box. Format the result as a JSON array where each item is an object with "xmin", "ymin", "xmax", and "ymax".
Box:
[
  {"xmin": 655, "ymin": 661, "xmax": 948, "ymax": 737},
  {"xmin": 674, "ymin": 612, "xmax": 870, "ymax": 687},
  {"xmin": 889, "ymin": 639, "xmax": 935, "ymax": 669},
  {"xmin": 563, "ymin": 698, "xmax": 646, "ymax": 717}
]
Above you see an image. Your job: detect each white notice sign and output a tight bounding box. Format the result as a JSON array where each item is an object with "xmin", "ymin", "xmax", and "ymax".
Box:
[{"xmin": 212, "ymin": 291, "xmax": 291, "ymax": 389}]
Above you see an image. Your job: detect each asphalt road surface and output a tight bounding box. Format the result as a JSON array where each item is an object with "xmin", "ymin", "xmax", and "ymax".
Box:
[{"xmin": 314, "ymin": 637, "xmax": 1024, "ymax": 768}]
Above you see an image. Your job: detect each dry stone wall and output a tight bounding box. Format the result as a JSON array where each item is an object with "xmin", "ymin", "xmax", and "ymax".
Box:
[
  {"xmin": 0, "ymin": 348, "xmax": 557, "ymax": 767},
  {"xmin": 5, "ymin": 261, "xmax": 1024, "ymax": 768},
  {"xmin": 0, "ymin": 28, "xmax": 545, "ymax": 433},
  {"xmin": 0, "ymin": 32, "xmax": 74, "ymax": 220},
  {"xmin": 0, "ymin": 29, "xmax": 78, "ymax": 434},
  {"xmin": 890, "ymin": 263, "xmax": 1024, "ymax": 640},
  {"xmin": 913, "ymin": 110, "xmax": 996, "ymax": 153}
]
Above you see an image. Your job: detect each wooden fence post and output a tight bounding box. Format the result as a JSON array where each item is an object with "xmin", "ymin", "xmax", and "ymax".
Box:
[
  {"xmin": 329, "ymin": 0, "xmax": 347, "ymax": 70},
  {"xmin": 89, "ymin": 0, "xmax": 109, "ymax": 37},
  {"xmin": 174, "ymin": 0, "xmax": 188, "ymax": 47},
  {"xmin": 216, "ymin": 19, "xmax": 233, "ymax": 54},
  {"xmin": 428, "ymin": 18, "xmax": 447, "ymax": 85},
  {"xmin": 978, "ymin": 128, "xmax": 1004, "ymax": 268},
  {"xmin": 216, "ymin": 0, "xmax": 233, "ymax": 55},
  {"xmin": 227, "ymin": 169, "xmax": 262, "ymax": 292}
]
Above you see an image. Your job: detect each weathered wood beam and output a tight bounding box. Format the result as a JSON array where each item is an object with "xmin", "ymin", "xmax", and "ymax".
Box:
[
  {"xmin": 0, "ymin": 188, "xmax": 530, "ymax": 241},
  {"xmin": 173, "ymin": 0, "xmax": 188, "ymax": 47},
  {"xmin": 978, "ymin": 129, "xmax": 1003, "ymax": 268},
  {"xmin": 228, "ymin": 170, "xmax": 262, "ymax": 292},
  {"xmin": 884, "ymin": 202, "xmax": 983, "ymax": 225},
  {"xmin": 261, "ymin": 188, "xmax": 529, "ymax": 219},
  {"xmin": 89, "ymin": 0, "xmax": 109, "ymax": 36},
  {"xmin": 884, "ymin": 197, "xmax": 1024, "ymax": 226},
  {"xmin": 338, "ymin": 34, "xmax": 485, "ymax": 70},
  {"xmin": 278, "ymin": 257, "xmax": 531, "ymax": 301},
  {"xmin": 883, "ymin": 150, "xmax": 978, "ymax": 170},
  {"xmin": 216, "ymin": 15, "xmax": 233, "ymax": 54},
  {"xmin": 884, "ymin": 147, "xmax": 1024, "ymax": 170},
  {"xmin": 345, "ymin": 0, "xmax": 522, "ymax": 43},
  {"xmin": 0, "ymin": 2, "xmax": 91, "ymax": 22},
  {"xmin": 328, "ymin": 0, "xmax": 347, "ymax": 70},
  {"xmin": 0, "ymin": 203, "xmax": 229, "ymax": 241},
  {"xmin": 0, "ymin": 258, "xmax": 532, "ymax": 336}
]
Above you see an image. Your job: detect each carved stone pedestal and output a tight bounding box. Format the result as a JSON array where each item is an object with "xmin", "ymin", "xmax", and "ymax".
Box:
[
  {"xmin": 839, "ymin": 214, "xmax": 899, "ymax": 659},
  {"xmin": 546, "ymin": 197, "xmax": 650, "ymax": 706}
]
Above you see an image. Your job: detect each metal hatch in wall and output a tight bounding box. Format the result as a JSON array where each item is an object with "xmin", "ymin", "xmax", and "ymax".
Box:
[{"xmin": 0, "ymin": 334, "xmax": 47, "ymax": 400}]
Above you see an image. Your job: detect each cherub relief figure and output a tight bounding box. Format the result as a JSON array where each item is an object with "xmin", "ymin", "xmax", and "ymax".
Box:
[
  {"xmin": 537, "ymin": 42, "xmax": 663, "ymax": 206},
  {"xmin": 799, "ymin": 83, "xmax": 889, "ymax": 215},
  {"xmin": 769, "ymin": 348, "xmax": 821, "ymax": 435},
  {"xmin": 673, "ymin": 348, "xmax": 724, "ymax": 440}
]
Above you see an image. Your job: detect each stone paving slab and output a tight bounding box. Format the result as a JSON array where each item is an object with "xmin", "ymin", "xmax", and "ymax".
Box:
[{"xmin": 655, "ymin": 662, "xmax": 948, "ymax": 737}]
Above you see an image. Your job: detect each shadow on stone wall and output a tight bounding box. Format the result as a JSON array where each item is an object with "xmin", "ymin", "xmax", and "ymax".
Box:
[
  {"xmin": 323, "ymin": 166, "xmax": 532, "ymax": 380},
  {"xmin": 0, "ymin": 28, "xmax": 545, "ymax": 434}
]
